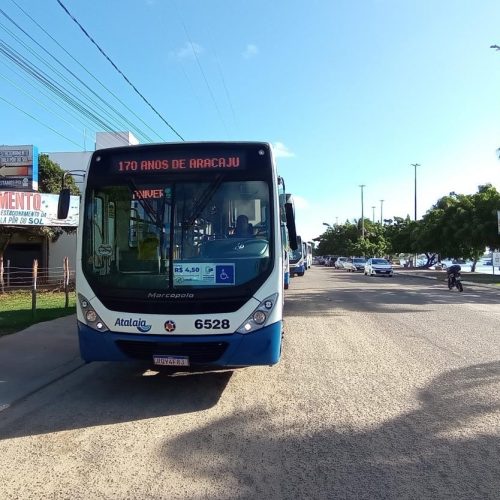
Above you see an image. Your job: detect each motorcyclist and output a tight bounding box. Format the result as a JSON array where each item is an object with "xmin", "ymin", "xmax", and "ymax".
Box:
[{"xmin": 446, "ymin": 264, "xmax": 461, "ymax": 288}]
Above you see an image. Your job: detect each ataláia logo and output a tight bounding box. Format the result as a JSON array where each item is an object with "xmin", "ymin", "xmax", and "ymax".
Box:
[{"xmin": 115, "ymin": 318, "xmax": 151, "ymax": 333}]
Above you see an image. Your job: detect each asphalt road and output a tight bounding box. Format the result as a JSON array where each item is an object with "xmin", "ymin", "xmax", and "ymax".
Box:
[{"xmin": 1, "ymin": 267, "xmax": 499, "ymax": 499}]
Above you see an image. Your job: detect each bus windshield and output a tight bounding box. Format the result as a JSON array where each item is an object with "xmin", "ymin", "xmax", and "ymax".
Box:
[
  {"xmin": 82, "ymin": 177, "xmax": 273, "ymax": 293},
  {"xmin": 289, "ymin": 246, "xmax": 303, "ymax": 261}
]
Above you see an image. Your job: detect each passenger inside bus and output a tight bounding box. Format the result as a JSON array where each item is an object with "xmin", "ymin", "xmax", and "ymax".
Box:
[
  {"xmin": 138, "ymin": 232, "xmax": 160, "ymax": 260},
  {"xmin": 231, "ymin": 214, "xmax": 254, "ymax": 237}
]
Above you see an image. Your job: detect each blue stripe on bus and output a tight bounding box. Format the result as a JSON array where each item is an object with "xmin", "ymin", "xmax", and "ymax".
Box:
[{"xmin": 77, "ymin": 320, "xmax": 282, "ymax": 366}]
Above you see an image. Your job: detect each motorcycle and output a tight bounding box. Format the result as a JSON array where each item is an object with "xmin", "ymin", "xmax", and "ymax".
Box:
[{"xmin": 448, "ymin": 272, "xmax": 463, "ymax": 292}]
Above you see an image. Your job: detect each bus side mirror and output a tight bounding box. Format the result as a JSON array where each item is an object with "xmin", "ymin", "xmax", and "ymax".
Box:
[
  {"xmin": 285, "ymin": 202, "xmax": 298, "ymax": 250},
  {"xmin": 57, "ymin": 188, "xmax": 71, "ymax": 219}
]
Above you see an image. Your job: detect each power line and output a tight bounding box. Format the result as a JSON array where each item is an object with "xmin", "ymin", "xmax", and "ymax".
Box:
[
  {"xmin": 0, "ymin": 8, "xmax": 148, "ymax": 141},
  {"xmin": 0, "ymin": 58, "xmax": 122, "ymax": 149},
  {"xmin": 0, "ymin": 40, "xmax": 125, "ymax": 138},
  {"xmin": 0, "ymin": 94, "xmax": 82, "ymax": 148},
  {"xmin": 56, "ymin": 0, "xmax": 184, "ymax": 141},
  {"xmin": 173, "ymin": 0, "xmax": 230, "ymax": 138},
  {"xmin": 212, "ymin": 46, "xmax": 238, "ymax": 132},
  {"xmin": 1, "ymin": 57, "xmax": 85, "ymax": 124},
  {"xmin": 0, "ymin": 66, "xmax": 93, "ymax": 138},
  {"xmin": 0, "ymin": 27, "xmax": 130, "ymax": 147},
  {"xmin": 7, "ymin": 0, "xmax": 164, "ymax": 142},
  {"xmin": 0, "ymin": 11, "xmax": 153, "ymax": 145}
]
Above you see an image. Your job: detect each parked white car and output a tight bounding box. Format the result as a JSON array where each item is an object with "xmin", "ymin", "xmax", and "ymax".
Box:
[
  {"xmin": 343, "ymin": 257, "xmax": 366, "ymax": 272},
  {"xmin": 334, "ymin": 257, "xmax": 348, "ymax": 269},
  {"xmin": 364, "ymin": 258, "xmax": 393, "ymax": 277}
]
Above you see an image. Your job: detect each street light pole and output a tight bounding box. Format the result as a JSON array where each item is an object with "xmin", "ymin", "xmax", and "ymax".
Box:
[
  {"xmin": 380, "ymin": 199, "xmax": 384, "ymax": 224},
  {"xmin": 372, "ymin": 206, "xmax": 376, "ymax": 223},
  {"xmin": 359, "ymin": 184, "xmax": 366, "ymax": 238},
  {"xmin": 411, "ymin": 163, "xmax": 420, "ymax": 221}
]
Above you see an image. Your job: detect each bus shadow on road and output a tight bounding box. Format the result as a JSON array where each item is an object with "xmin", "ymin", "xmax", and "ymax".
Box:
[
  {"xmin": 0, "ymin": 363, "xmax": 233, "ymax": 439},
  {"xmin": 160, "ymin": 361, "xmax": 500, "ymax": 499}
]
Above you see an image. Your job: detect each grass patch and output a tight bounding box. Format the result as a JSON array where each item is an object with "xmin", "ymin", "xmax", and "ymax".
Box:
[
  {"xmin": 461, "ymin": 273, "xmax": 500, "ymax": 285},
  {"xmin": 0, "ymin": 291, "xmax": 76, "ymax": 336},
  {"xmin": 398, "ymin": 268, "xmax": 500, "ymax": 285}
]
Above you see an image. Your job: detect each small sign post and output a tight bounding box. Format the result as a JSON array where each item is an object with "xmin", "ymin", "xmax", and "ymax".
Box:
[{"xmin": 493, "ymin": 252, "xmax": 500, "ymax": 275}]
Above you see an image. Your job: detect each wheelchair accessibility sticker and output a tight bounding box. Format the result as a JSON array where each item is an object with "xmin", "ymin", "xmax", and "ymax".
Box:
[{"xmin": 215, "ymin": 265, "xmax": 235, "ymax": 284}]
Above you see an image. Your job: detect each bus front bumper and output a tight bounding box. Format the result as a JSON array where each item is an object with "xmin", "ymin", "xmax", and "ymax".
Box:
[
  {"xmin": 290, "ymin": 263, "xmax": 305, "ymax": 275},
  {"xmin": 77, "ymin": 320, "xmax": 283, "ymax": 367}
]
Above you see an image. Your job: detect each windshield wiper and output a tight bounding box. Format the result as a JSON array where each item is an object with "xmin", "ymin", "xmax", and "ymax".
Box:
[{"xmin": 183, "ymin": 174, "xmax": 223, "ymax": 228}]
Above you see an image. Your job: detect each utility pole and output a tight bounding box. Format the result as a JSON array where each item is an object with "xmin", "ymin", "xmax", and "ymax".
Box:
[
  {"xmin": 372, "ymin": 206, "xmax": 376, "ymax": 223},
  {"xmin": 380, "ymin": 199, "xmax": 384, "ymax": 224},
  {"xmin": 411, "ymin": 163, "xmax": 420, "ymax": 220},
  {"xmin": 410, "ymin": 163, "xmax": 420, "ymax": 267},
  {"xmin": 359, "ymin": 184, "xmax": 366, "ymax": 238}
]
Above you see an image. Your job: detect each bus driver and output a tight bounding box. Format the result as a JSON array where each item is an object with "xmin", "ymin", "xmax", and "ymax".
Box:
[{"xmin": 232, "ymin": 214, "xmax": 254, "ymax": 237}]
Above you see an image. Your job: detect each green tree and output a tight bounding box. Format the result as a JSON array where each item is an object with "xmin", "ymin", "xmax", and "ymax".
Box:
[
  {"xmin": 316, "ymin": 219, "xmax": 389, "ymax": 258},
  {"xmin": 384, "ymin": 216, "xmax": 417, "ymax": 255},
  {"xmin": 469, "ymin": 184, "xmax": 500, "ymax": 254},
  {"xmin": 418, "ymin": 185, "xmax": 500, "ymax": 270},
  {"xmin": 315, "ymin": 222, "xmax": 358, "ymax": 256},
  {"xmin": 38, "ymin": 154, "xmax": 80, "ymax": 195},
  {"xmin": 349, "ymin": 219, "xmax": 388, "ymax": 257}
]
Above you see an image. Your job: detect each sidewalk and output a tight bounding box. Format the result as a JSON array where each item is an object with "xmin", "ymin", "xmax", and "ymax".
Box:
[{"xmin": 0, "ymin": 314, "xmax": 84, "ymax": 412}]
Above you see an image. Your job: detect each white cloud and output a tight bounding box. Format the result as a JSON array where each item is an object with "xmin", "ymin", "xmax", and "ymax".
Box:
[
  {"xmin": 291, "ymin": 194, "xmax": 309, "ymax": 210},
  {"xmin": 272, "ymin": 142, "xmax": 295, "ymax": 158},
  {"xmin": 171, "ymin": 42, "xmax": 204, "ymax": 60},
  {"xmin": 243, "ymin": 44, "xmax": 259, "ymax": 58}
]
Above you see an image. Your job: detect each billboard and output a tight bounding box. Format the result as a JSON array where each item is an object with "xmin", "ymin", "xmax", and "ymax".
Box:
[
  {"xmin": 0, "ymin": 145, "xmax": 38, "ymax": 191},
  {"xmin": 0, "ymin": 191, "xmax": 79, "ymax": 227}
]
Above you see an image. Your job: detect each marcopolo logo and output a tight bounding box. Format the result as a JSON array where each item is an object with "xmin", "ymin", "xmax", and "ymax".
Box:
[
  {"xmin": 147, "ymin": 292, "xmax": 194, "ymax": 299},
  {"xmin": 115, "ymin": 318, "xmax": 152, "ymax": 333}
]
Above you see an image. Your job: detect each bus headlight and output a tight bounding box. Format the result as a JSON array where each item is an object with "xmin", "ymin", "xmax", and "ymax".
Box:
[
  {"xmin": 86, "ymin": 310, "xmax": 97, "ymax": 322},
  {"xmin": 237, "ymin": 293, "xmax": 278, "ymax": 334},
  {"xmin": 78, "ymin": 293, "xmax": 109, "ymax": 332},
  {"xmin": 253, "ymin": 311, "xmax": 266, "ymax": 324}
]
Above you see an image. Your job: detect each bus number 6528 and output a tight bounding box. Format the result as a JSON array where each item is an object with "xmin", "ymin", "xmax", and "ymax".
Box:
[{"xmin": 195, "ymin": 319, "xmax": 230, "ymax": 329}]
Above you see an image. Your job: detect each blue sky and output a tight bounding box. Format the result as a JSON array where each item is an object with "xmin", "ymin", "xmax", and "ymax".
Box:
[{"xmin": 1, "ymin": 0, "xmax": 500, "ymax": 242}]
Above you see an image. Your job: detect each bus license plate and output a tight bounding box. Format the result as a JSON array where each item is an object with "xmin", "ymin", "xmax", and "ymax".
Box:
[{"xmin": 153, "ymin": 355, "xmax": 190, "ymax": 367}]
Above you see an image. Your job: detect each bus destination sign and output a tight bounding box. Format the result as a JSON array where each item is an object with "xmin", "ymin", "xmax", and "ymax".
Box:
[{"xmin": 112, "ymin": 152, "xmax": 245, "ymax": 174}]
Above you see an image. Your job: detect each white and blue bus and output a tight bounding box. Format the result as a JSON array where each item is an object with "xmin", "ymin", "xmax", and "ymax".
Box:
[
  {"xmin": 59, "ymin": 142, "xmax": 297, "ymax": 368},
  {"xmin": 306, "ymin": 241, "xmax": 313, "ymax": 269},
  {"xmin": 281, "ymin": 192, "xmax": 296, "ymax": 289},
  {"xmin": 289, "ymin": 235, "xmax": 306, "ymax": 277}
]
